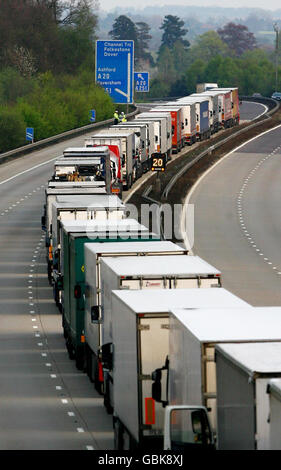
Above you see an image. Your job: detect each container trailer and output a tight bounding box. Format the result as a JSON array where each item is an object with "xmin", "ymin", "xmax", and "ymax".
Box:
[
  {"xmin": 109, "ymin": 122, "xmax": 150, "ymax": 174},
  {"xmin": 152, "ymin": 106, "xmax": 184, "ymax": 153},
  {"xmin": 166, "ymin": 307, "xmax": 281, "ymax": 439},
  {"xmin": 110, "ymin": 288, "xmax": 249, "ymax": 450},
  {"xmin": 84, "ymin": 241, "xmax": 187, "ymax": 391},
  {"xmin": 99, "ymin": 255, "xmax": 222, "ymax": 413},
  {"xmin": 49, "ymin": 195, "xmax": 126, "ymax": 305},
  {"xmin": 190, "ymin": 93, "xmax": 219, "ymax": 134},
  {"xmin": 59, "ymin": 219, "xmax": 158, "ymax": 370},
  {"xmin": 212, "ymin": 87, "xmax": 240, "ymax": 126},
  {"xmin": 85, "ymin": 130, "xmax": 135, "ymax": 190},
  {"xmin": 216, "ymin": 342, "xmax": 281, "ymax": 450},
  {"xmin": 163, "ymin": 101, "xmax": 197, "ymax": 146},
  {"xmin": 136, "ymin": 113, "xmax": 172, "ymax": 162},
  {"xmin": 177, "ymin": 97, "xmax": 210, "ymax": 141}
]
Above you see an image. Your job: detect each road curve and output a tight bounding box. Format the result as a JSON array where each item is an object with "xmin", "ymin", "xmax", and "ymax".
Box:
[
  {"xmin": 0, "ymin": 100, "xmax": 268, "ymax": 449},
  {"xmin": 188, "ymin": 124, "xmax": 281, "ymax": 306}
]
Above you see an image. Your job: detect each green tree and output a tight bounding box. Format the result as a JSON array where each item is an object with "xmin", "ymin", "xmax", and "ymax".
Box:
[
  {"xmin": 109, "ymin": 15, "xmax": 139, "ymax": 61},
  {"xmin": 189, "ymin": 31, "xmax": 229, "ymax": 64},
  {"xmin": 136, "ymin": 21, "xmax": 154, "ymax": 66},
  {"xmin": 0, "ymin": 106, "xmax": 26, "ymax": 152},
  {"xmin": 159, "ymin": 15, "xmax": 189, "ymax": 52}
]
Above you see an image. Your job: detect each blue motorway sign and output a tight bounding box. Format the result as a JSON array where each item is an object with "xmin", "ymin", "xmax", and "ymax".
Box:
[
  {"xmin": 90, "ymin": 109, "xmax": 96, "ymax": 122},
  {"xmin": 134, "ymin": 72, "xmax": 149, "ymax": 92},
  {"xmin": 26, "ymin": 127, "xmax": 34, "ymax": 142},
  {"xmin": 95, "ymin": 40, "xmax": 134, "ymax": 104}
]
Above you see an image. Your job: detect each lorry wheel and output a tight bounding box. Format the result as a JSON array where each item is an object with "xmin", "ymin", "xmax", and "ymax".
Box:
[
  {"xmin": 114, "ymin": 418, "xmax": 124, "ymax": 450},
  {"xmin": 66, "ymin": 339, "xmax": 75, "ymax": 360}
]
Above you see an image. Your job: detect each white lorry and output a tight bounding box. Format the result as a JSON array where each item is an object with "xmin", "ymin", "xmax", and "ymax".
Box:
[
  {"xmin": 110, "ymin": 288, "xmax": 249, "ymax": 450},
  {"xmin": 85, "ymin": 130, "xmax": 135, "ymax": 189},
  {"xmin": 98, "ymin": 255, "xmax": 222, "ymax": 413},
  {"xmin": 131, "ymin": 119, "xmax": 156, "ymax": 167},
  {"xmin": 110, "ymin": 122, "xmax": 151, "ymax": 174},
  {"xmin": 136, "ymin": 113, "xmax": 172, "ymax": 162},
  {"xmin": 84, "ymin": 241, "xmax": 187, "ymax": 391},
  {"xmin": 162, "ymin": 101, "xmax": 197, "ymax": 146},
  {"xmin": 215, "ymin": 342, "xmax": 281, "ymax": 450},
  {"xmin": 190, "ymin": 93, "xmax": 219, "ymax": 134},
  {"xmin": 42, "ymin": 184, "xmax": 107, "ymax": 283},
  {"xmin": 267, "ymin": 379, "xmax": 281, "ymax": 450},
  {"xmin": 50, "ymin": 195, "xmax": 126, "ymax": 307},
  {"xmin": 166, "ymin": 307, "xmax": 281, "ymax": 444}
]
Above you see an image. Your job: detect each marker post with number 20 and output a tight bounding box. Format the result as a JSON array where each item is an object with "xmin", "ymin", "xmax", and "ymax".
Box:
[{"xmin": 151, "ymin": 156, "xmax": 166, "ymax": 172}]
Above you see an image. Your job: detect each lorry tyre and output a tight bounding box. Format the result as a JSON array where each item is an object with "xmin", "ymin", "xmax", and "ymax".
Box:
[
  {"xmin": 114, "ymin": 418, "xmax": 124, "ymax": 450},
  {"xmin": 66, "ymin": 338, "xmax": 75, "ymax": 360}
]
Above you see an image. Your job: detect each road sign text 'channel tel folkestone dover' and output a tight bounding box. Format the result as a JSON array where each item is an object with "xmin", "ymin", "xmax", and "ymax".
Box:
[{"xmin": 95, "ymin": 40, "xmax": 134, "ymax": 104}]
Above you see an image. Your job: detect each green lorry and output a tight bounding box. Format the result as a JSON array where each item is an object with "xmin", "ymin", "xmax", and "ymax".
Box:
[{"xmin": 60, "ymin": 219, "xmax": 159, "ymax": 369}]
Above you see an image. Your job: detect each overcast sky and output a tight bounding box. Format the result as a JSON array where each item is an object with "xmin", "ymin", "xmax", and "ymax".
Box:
[{"xmin": 100, "ymin": 0, "xmax": 281, "ymax": 11}]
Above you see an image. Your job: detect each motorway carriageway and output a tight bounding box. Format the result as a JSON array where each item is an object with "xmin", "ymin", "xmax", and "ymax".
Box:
[
  {"xmin": 187, "ymin": 121, "xmax": 281, "ymax": 306},
  {"xmin": 0, "ymin": 101, "xmax": 266, "ymax": 449}
]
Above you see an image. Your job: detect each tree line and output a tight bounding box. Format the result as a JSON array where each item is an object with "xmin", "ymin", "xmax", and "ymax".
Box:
[
  {"xmin": 0, "ymin": 3, "xmax": 280, "ymax": 152},
  {"xmin": 109, "ymin": 14, "xmax": 279, "ymax": 100},
  {"xmin": 0, "ymin": 0, "xmax": 116, "ymax": 152}
]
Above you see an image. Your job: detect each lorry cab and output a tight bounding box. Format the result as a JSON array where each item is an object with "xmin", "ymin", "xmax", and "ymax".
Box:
[{"xmin": 164, "ymin": 405, "xmax": 215, "ymax": 450}]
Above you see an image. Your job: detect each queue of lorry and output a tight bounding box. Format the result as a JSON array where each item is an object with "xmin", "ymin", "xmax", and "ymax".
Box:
[{"xmin": 40, "ymin": 85, "xmax": 281, "ymax": 450}]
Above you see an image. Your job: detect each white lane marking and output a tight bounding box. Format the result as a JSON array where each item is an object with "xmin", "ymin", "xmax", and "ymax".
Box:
[
  {"xmin": 77, "ymin": 428, "xmax": 84, "ymax": 433},
  {"xmin": 86, "ymin": 446, "xmax": 94, "ymax": 450},
  {"xmin": 0, "ymin": 156, "xmax": 60, "ymax": 187},
  {"xmin": 68, "ymin": 412, "xmax": 75, "ymax": 417},
  {"xmin": 182, "ymin": 122, "xmax": 281, "ymax": 254}
]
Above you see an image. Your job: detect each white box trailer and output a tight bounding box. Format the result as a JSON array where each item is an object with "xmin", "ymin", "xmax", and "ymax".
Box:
[
  {"xmin": 111, "ymin": 288, "xmax": 249, "ymax": 450},
  {"xmin": 87, "ymin": 130, "xmax": 135, "ymax": 189},
  {"xmin": 190, "ymin": 93, "xmax": 219, "ymax": 134},
  {"xmin": 168, "ymin": 307, "xmax": 281, "ymax": 440},
  {"xmin": 84, "ymin": 241, "xmax": 187, "ymax": 390},
  {"xmin": 111, "ymin": 123, "xmax": 150, "ymax": 173},
  {"xmin": 99, "ymin": 255, "xmax": 221, "ymax": 412},
  {"xmin": 267, "ymin": 379, "xmax": 281, "ymax": 450},
  {"xmin": 215, "ymin": 342, "xmax": 281, "ymax": 450},
  {"xmin": 198, "ymin": 91, "xmax": 223, "ymax": 131},
  {"xmin": 164, "ymin": 101, "xmax": 197, "ymax": 145},
  {"xmin": 50, "ymin": 196, "xmax": 126, "ymax": 308},
  {"xmin": 177, "ymin": 96, "xmax": 210, "ymax": 141},
  {"xmin": 132, "ymin": 119, "xmax": 156, "ymax": 164},
  {"xmin": 42, "ymin": 185, "xmax": 107, "ymax": 279},
  {"xmin": 136, "ymin": 113, "xmax": 172, "ymax": 161}
]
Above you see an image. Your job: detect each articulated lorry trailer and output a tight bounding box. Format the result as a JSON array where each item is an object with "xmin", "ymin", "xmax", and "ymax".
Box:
[
  {"xmin": 215, "ymin": 342, "xmax": 281, "ymax": 450},
  {"xmin": 164, "ymin": 101, "xmax": 197, "ymax": 146},
  {"xmin": 59, "ymin": 219, "xmax": 158, "ymax": 370},
  {"xmin": 98, "ymin": 255, "xmax": 222, "ymax": 413},
  {"xmin": 49, "ymin": 195, "xmax": 126, "ymax": 305},
  {"xmin": 86, "ymin": 130, "xmax": 135, "ymax": 190},
  {"xmin": 212, "ymin": 87, "xmax": 240, "ymax": 126},
  {"xmin": 110, "ymin": 122, "xmax": 151, "ymax": 174},
  {"xmin": 190, "ymin": 93, "xmax": 219, "ymax": 135},
  {"xmin": 136, "ymin": 113, "xmax": 172, "ymax": 162},
  {"xmin": 84, "ymin": 241, "xmax": 187, "ymax": 392},
  {"xmin": 267, "ymin": 379, "xmax": 281, "ymax": 450},
  {"xmin": 166, "ymin": 307, "xmax": 281, "ymax": 443},
  {"xmin": 42, "ymin": 184, "xmax": 107, "ymax": 281},
  {"xmin": 152, "ymin": 106, "xmax": 185, "ymax": 153},
  {"xmin": 177, "ymin": 97, "xmax": 210, "ymax": 141},
  {"xmin": 110, "ymin": 288, "xmax": 249, "ymax": 450}
]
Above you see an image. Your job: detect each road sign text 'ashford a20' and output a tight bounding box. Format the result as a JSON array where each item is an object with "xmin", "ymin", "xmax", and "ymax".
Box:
[{"xmin": 95, "ymin": 40, "xmax": 134, "ymax": 104}]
